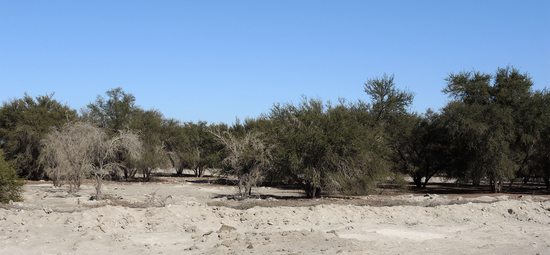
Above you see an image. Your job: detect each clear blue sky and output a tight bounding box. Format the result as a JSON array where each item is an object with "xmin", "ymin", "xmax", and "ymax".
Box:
[{"xmin": 1, "ymin": 0, "xmax": 549, "ymax": 124}]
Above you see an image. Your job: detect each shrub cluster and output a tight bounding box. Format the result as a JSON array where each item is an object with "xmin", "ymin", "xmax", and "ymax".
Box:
[
  {"xmin": 1, "ymin": 66, "xmax": 549, "ymax": 201},
  {"xmin": 0, "ymin": 149, "xmax": 22, "ymax": 203}
]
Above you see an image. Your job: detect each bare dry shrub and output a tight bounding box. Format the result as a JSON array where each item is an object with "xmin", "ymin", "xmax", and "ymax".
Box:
[
  {"xmin": 90, "ymin": 130, "xmax": 142, "ymax": 199},
  {"xmin": 41, "ymin": 122, "xmax": 97, "ymax": 192},
  {"xmin": 41, "ymin": 122, "xmax": 141, "ymax": 198},
  {"xmin": 212, "ymin": 130, "xmax": 271, "ymax": 199},
  {"xmin": 144, "ymin": 191, "xmax": 173, "ymax": 207}
]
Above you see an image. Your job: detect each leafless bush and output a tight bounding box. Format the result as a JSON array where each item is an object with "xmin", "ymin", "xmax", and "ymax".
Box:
[
  {"xmin": 144, "ymin": 191, "xmax": 173, "ymax": 207},
  {"xmin": 90, "ymin": 129, "xmax": 142, "ymax": 199},
  {"xmin": 41, "ymin": 122, "xmax": 142, "ymax": 198},
  {"xmin": 41, "ymin": 122, "xmax": 97, "ymax": 192},
  {"xmin": 212, "ymin": 130, "xmax": 271, "ymax": 199}
]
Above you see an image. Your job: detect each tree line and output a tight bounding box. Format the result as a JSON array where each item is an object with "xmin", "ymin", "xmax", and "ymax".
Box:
[{"xmin": 1, "ymin": 66, "xmax": 549, "ymax": 202}]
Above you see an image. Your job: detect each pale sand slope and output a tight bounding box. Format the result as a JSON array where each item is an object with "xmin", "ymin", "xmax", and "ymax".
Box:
[{"xmin": 1, "ymin": 181, "xmax": 549, "ymax": 255}]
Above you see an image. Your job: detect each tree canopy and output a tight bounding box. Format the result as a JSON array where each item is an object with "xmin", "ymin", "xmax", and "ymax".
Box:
[{"xmin": 2, "ymin": 66, "xmax": 550, "ymax": 200}]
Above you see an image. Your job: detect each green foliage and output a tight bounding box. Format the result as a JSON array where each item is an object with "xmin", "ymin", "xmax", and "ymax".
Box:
[
  {"xmin": 527, "ymin": 91, "xmax": 550, "ymax": 189},
  {"xmin": 164, "ymin": 122, "xmax": 225, "ymax": 177},
  {"xmin": 442, "ymin": 67, "xmax": 534, "ymax": 192},
  {"xmin": 391, "ymin": 111, "xmax": 451, "ymax": 188},
  {"xmin": 0, "ymin": 94, "xmax": 76, "ymax": 179},
  {"xmin": 129, "ymin": 109, "xmax": 169, "ymax": 180},
  {"xmin": 182, "ymin": 122, "xmax": 224, "ymax": 176},
  {"xmin": 86, "ymin": 89, "xmax": 170, "ymax": 181},
  {"xmin": 84, "ymin": 87, "xmax": 137, "ymax": 133},
  {"xmin": 444, "ymin": 71, "xmax": 492, "ymax": 105},
  {"xmin": 267, "ymin": 99, "xmax": 390, "ymax": 197},
  {"xmin": 364, "ymin": 74, "xmax": 413, "ymax": 123},
  {"xmin": 4, "ymin": 67, "xmax": 550, "ymax": 196},
  {"xmin": 0, "ymin": 149, "xmax": 23, "ymax": 203}
]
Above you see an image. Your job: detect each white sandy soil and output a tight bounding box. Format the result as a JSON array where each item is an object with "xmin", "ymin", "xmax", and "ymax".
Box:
[{"xmin": 1, "ymin": 179, "xmax": 549, "ymax": 255}]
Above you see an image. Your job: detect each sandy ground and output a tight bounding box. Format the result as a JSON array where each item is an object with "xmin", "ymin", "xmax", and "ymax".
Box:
[{"xmin": 1, "ymin": 178, "xmax": 550, "ymax": 255}]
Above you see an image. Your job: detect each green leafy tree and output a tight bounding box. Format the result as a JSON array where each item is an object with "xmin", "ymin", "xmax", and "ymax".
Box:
[
  {"xmin": 166, "ymin": 122, "xmax": 225, "ymax": 177},
  {"xmin": 129, "ymin": 109, "xmax": 169, "ymax": 180},
  {"xmin": 528, "ymin": 91, "xmax": 550, "ymax": 189},
  {"xmin": 186, "ymin": 122, "xmax": 224, "ymax": 177},
  {"xmin": 268, "ymin": 99, "xmax": 389, "ymax": 197},
  {"xmin": 161, "ymin": 118, "xmax": 185, "ymax": 172},
  {"xmin": 84, "ymin": 87, "xmax": 137, "ymax": 133},
  {"xmin": 442, "ymin": 68, "xmax": 529, "ymax": 192},
  {"xmin": 364, "ymin": 74, "xmax": 413, "ymax": 124},
  {"xmin": 86, "ymin": 89, "xmax": 168, "ymax": 180},
  {"xmin": 0, "ymin": 149, "xmax": 23, "ymax": 203},
  {"xmin": 364, "ymin": 74, "xmax": 425, "ymax": 188},
  {"xmin": 0, "ymin": 94, "xmax": 76, "ymax": 179},
  {"xmin": 391, "ymin": 111, "xmax": 451, "ymax": 188}
]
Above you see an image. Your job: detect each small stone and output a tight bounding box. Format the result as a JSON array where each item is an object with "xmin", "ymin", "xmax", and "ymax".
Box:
[
  {"xmin": 326, "ymin": 230, "xmax": 338, "ymax": 236},
  {"xmin": 218, "ymin": 224, "xmax": 236, "ymax": 233}
]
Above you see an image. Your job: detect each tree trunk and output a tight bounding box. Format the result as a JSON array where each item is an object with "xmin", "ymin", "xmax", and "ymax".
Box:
[
  {"xmin": 490, "ymin": 178, "xmax": 502, "ymax": 193},
  {"xmin": 244, "ymin": 174, "xmax": 253, "ymax": 199},
  {"xmin": 237, "ymin": 179, "xmax": 245, "ymax": 199},
  {"xmin": 198, "ymin": 166, "xmax": 204, "ymax": 177},
  {"xmin": 412, "ymin": 175, "xmax": 422, "ymax": 188},
  {"xmin": 168, "ymin": 155, "xmax": 176, "ymax": 170},
  {"xmin": 422, "ymin": 175, "xmax": 433, "ymax": 188},
  {"xmin": 94, "ymin": 175, "xmax": 103, "ymax": 200},
  {"xmin": 422, "ymin": 161, "xmax": 432, "ymax": 189},
  {"xmin": 472, "ymin": 168, "xmax": 482, "ymax": 186},
  {"xmin": 472, "ymin": 176, "xmax": 481, "ymax": 186},
  {"xmin": 143, "ymin": 168, "xmax": 152, "ymax": 181},
  {"xmin": 129, "ymin": 168, "xmax": 138, "ymax": 179},
  {"xmin": 305, "ymin": 182, "xmax": 321, "ymax": 198},
  {"xmin": 52, "ymin": 172, "xmax": 62, "ymax": 187},
  {"xmin": 176, "ymin": 166, "xmax": 184, "ymax": 176}
]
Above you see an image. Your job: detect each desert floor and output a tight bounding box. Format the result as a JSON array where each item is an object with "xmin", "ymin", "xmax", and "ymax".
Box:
[{"xmin": 1, "ymin": 176, "xmax": 550, "ymax": 255}]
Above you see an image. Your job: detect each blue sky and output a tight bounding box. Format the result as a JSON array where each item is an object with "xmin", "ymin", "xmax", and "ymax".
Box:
[{"xmin": 1, "ymin": 0, "xmax": 549, "ymax": 124}]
